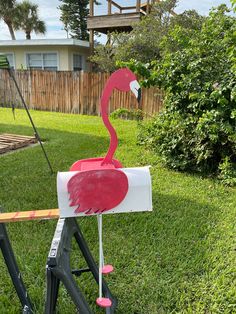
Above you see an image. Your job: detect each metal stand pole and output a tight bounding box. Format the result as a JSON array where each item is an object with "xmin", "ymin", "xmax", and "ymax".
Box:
[
  {"xmin": 45, "ymin": 218, "xmax": 117, "ymax": 314},
  {"xmin": 8, "ymin": 69, "xmax": 53, "ymax": 174},
  {"xmin": 98, "ymin": 214, "xmax": 103, "ymax": 299},
  {"xmin": 0, "ymin": 223, "xmax": 33, "ymax": 314}
]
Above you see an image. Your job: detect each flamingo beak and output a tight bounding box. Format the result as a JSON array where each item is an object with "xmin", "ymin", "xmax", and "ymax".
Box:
[{"xmin": 130, "ymin": 80, "xmax": 142, "ymax": 104}]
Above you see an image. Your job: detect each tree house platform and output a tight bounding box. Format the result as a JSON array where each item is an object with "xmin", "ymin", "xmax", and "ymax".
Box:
[
  {"xmin": 88, "ymin": 0, "xmax": 154, "ymax": 37},
  {"xmin": 87, "ymin": 12, "xmax": 142, "ymax": 34},
  {"xmin": 88, "ymin": 0, "xmax": 158, "ymax": 56}
]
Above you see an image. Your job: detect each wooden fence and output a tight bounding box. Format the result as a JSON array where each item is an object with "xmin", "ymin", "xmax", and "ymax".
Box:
[{"xmin": 0, "ymin": 70, "xmax": 164, "ymax": 116}]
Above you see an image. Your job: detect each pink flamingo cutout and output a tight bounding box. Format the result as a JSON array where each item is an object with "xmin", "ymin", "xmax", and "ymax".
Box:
[
  {"xmin": 68, "ymin": 68, "xmax": 141, "ymax": 213},
  {"xmin": 67, "ymin": 68, "xmax": 141, "ymax": 308}
]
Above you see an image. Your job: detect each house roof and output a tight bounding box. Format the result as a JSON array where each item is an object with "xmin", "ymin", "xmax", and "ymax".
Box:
[{"xmin": 0, "ymin": 39, "xmax": 90, "ymax": 48}]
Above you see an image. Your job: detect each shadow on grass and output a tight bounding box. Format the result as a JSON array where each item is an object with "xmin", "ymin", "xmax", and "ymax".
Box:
[
  {"xmin": 0, "ymin": 122, "xmax": 110, "ymax": 167},
  {"xmin": 0, "ymin": 123, "xmax": 112, "ymax": 313},
  {"xmin": 0, "ymin": 189, "xmax": 225, "ymax": 313},
  {"xmin": 102, "ymin": 191, "xmax": 223, "ymax": 313},
  {"xmin": 0, "ymin": 123, "xmax": 111, "ymax": 212},
  {"xmin": 0, "ymin": 120, "xmax": 231, "ymax": 313}
]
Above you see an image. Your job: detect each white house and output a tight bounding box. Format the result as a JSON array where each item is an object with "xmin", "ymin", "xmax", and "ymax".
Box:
[{"xmin": 0, "ymin": 39, "xmax": 90, "ymax": 71}]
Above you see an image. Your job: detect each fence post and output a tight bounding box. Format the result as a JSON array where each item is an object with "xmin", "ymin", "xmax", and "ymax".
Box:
[
  {"xmin": 108, "ymin": 0, "xmax": 112, "ymax": 15},
  {"xmin": 146, "ymin": 0, "xmax": 150, "ymax": 13},
  {"xmin": 136, "ymin": 0, "xmax": 141, "ymax": 12}
]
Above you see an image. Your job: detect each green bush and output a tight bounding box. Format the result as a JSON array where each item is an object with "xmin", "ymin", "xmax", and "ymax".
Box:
[
  {"xmin": 218, "ymin": 156, "xmax": 236, "ymax": 186},
  {"xmin": 135, "ymin": 5, "xmax": 236, "ymax": 184},
  {"xmin": 110, "ymin": 108, "xmax": 144, "ymax": 121}
]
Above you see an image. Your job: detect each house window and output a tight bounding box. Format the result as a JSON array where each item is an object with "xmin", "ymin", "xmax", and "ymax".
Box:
[
  {"xmin": 26, "ymin": 53, "xmax": 58, "ymax": 70},
  {"xmin": 43, "ymin": 53, "xmax": 58, "ymax": 70},
  {"xmin": 73, "ymin": 54, "xmax": 82, "ymax": 71},
  {"xmin": 0, "ymin": 53, "xmax": 15, "ymax": 68}
]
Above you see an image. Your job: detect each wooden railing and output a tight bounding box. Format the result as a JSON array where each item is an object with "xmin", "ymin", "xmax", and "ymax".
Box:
[
  {"xmin": 90, "ymin": 0, "xmax": 156, "ymax": 16},
  {"xmin": 0, "ymin": 70, "xmax": 164, "ymax": 116}
]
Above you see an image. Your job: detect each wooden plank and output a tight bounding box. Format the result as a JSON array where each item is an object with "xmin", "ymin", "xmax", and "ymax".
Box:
[
  {"xmin": 2, "ymin": 133, "xmax": 36, "ymax": 140},
  {"xmin": 110, "ymin": 1, "xmax": 122, "ymax": 10},
  {"xmin": 0, "ymin": 209, "xmax": 59, "ymax": 223},
  {"xmin": 122, "ymin": 6, "xmax": 136, "ymax": 10},
  {"xmin": 0, "ymin": 133, "xmax": 37, "ymax": 154},
  {"xmin": 0, "ymin": 134, "xmax": 36, "ymax": 142},
  {"xmin": 0, "ymin": 139, "xmax": 13, "ymax": 144},
  {"xmin": 0, "ymin": 143, "xmax": 9, "ymax": 147},
  {"xmin": 0, "ymin": 136, "xmax": 27, "ymax": 142},
  {"xmin": 0, "ymin": 137, "xmax": 35, "ymax": 143},
  {"xmin": 87, "ymin": 12, "xmax": 141, "ymax": 31}
]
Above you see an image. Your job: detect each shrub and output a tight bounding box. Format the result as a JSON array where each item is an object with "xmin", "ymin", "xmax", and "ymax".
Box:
[
  {"xmin": 218, "ymin": 157, "xmax": 236, "ymax": 186},
  {"xmin": 135, "ymin": 5, "xmax": 236, "ymax": 184},
  {"xmin": 110, "ymin": 108, "xmax": 144, "ymax": 121}
]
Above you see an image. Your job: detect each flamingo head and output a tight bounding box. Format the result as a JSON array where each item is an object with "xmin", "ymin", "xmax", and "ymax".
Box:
[{"xmin": 111, "ymin": 68, "xmax": 141, "ymax": 104}]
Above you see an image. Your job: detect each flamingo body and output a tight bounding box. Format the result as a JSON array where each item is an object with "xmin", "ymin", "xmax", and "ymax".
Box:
[
  {"xmin": 67, "ymin": 169, "xmax": 128, "ymax": 215},
  {"xmin": 70, "ymin": 157, "xmax": 123, "ymax": 172}
]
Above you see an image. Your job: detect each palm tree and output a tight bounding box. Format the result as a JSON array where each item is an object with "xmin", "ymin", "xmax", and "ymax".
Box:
[
  {"xmin": 13, "ymin": 0, "xmax": 46, "ymax": 39},
  {"xmin": 0, "ymin": 0, "xmax": 16, "ymax": 40}
]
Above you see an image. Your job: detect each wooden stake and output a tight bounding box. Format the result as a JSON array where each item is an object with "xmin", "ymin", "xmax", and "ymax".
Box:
[{"xmin": 0, "ymin": 209, "xmax": 59, "ymax": 223}]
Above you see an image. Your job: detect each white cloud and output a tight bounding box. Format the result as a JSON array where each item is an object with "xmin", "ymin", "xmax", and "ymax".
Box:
[{"xmin": 176, "ymin": 0, "xmax": 233, "ymax": 15}]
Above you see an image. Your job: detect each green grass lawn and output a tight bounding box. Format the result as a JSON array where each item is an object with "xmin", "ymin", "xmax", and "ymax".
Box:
[{"xmin": 0, "ymin": 107, "xmax": 235, "ymax": 314}]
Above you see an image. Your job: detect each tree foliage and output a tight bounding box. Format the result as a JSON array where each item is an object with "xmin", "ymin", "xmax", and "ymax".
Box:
[
  {"xmin": 59, "ymin": 0, "xmax": 100, "ymax": 40},
  {"xmin": 232, "ymin": 0, "xmax": 236, "ymax": 9},
  {"xmin": 59, "ymin": 0, "xmax": 89, "ymax": 40},
  {"xmin": 0, "ymin": 0, "xmax": 46, "ymax": 40},
  {"xmin": 0, "ymin": 0, "xmax": 16, "ymax": 39},
  {"xmin": 13, "ymin": 0, "xmax": 46, "ymax": 39},
  {"xmin": 130, "ymin": 5, "xmax": 236, "ymax": 184},
  {"xmin": 91, "ymin": 0, "xmax": 205, "ymax": 71}
]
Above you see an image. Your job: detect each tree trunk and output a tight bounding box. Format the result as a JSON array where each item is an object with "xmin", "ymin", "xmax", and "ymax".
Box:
[
  {"xmin": 5, "ymin": 21, "xmax": 16, "ymax": 40},
  {"xmin": 26, "ymin": 32, "xmax": 31, "ymax": 39}
]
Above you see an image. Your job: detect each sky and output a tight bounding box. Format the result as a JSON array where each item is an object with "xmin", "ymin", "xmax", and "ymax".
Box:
[{"xmin": 0, "ymin": 0, "xmax": 234, "ymax": 41}]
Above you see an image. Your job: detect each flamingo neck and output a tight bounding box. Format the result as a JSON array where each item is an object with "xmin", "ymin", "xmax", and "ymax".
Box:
[{"xmin": 101, "ymin": 80, "xmax": 118, "ymax": 165}]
